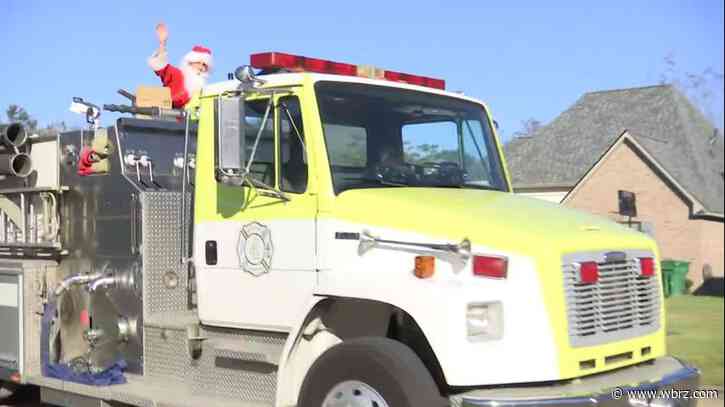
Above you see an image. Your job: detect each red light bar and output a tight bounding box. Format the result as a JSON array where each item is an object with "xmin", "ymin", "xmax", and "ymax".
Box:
[
  {"xmin": 251, "ymin": 52, "xmax": 357, "ymax": 76},
  {"xmin": 249, "ymin": 52, "xmax": 446, "ymax": 90},
  {"xmin": 384, "ymin": 70, "xmax": 446, "ymax": 90}
]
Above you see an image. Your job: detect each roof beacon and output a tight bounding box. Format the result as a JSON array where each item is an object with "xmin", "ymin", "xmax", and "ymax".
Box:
[{"xmin": 250, "ymin": 52, "xmax": 445, "ymax": 90}]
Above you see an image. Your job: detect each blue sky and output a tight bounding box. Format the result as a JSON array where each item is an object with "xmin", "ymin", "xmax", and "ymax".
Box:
[{"xmin": 1, "ymin": 0, "xmax": 723, "ymax": 140}]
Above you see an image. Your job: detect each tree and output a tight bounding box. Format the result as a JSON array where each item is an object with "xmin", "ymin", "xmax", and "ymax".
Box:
[
  {"xmin": 513, "ymin": 118, "xmax": 543, "ymax": 138},
  {"xmin": 5, "ymin": 105, "xmax": 38, "ymax": 131},
  {"xmin": 37, "ymin": 121, "xmax": 68, "ymax": 137},
  {"xmin": 659, "ymin": 53, "xmax": 724, "ymax": 129},
  {"xmin": 1, "ymin": 105, "xmax": 69, "ymax": 137}
]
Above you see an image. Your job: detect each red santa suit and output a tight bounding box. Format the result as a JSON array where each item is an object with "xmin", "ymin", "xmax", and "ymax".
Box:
[
  {"xmin": 77, "ymin": 147, "xmax": 99, "ymax": 176},
  {"xmin": 148, "ymin": 45, "xmax": 213, "ymax": 108}
]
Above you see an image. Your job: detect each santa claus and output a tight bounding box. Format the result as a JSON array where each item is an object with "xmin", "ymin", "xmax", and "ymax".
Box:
[{"xmin": 147, "ymin": 23, "xmax": 213, "ymax": 108}]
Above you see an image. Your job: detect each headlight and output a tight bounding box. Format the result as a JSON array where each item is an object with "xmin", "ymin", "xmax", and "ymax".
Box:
[{"xmin": 467, "ymin": 302, "xmax": 504, "ymax": 341}]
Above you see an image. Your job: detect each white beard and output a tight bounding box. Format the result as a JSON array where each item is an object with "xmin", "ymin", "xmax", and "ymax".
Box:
[{"xmin": 181, "ymin": 64, "xmax": 209, "ymax": 95}]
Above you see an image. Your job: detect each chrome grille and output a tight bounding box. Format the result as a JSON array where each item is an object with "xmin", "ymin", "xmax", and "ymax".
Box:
[{"xmin": 563, "ymin": 252, "xmax": 661, "ymax": 347}]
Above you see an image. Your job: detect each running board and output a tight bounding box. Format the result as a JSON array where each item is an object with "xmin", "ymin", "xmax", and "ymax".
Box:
[{"xmin": 209, "ymin": 337, "xmax": 284, "ymax": 367}]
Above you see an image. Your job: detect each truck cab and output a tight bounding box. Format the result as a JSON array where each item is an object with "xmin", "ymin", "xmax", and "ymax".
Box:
[
  {"xmin": 191, "ymin": 53, "xmax": 698, "ymax": 406},
  {"xmin": 0, "ymin": 52, "xmax": 699, "ymax": 407}
]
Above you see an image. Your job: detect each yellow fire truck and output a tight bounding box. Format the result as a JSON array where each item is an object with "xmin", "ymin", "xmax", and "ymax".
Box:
[{"xmin": 0, "ymin": 52, "xmax": 699, "ymax": 407}]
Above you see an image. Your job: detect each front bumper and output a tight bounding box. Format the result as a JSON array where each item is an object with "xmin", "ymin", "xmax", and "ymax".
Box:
[{"xmin": 450, "ymin": 357, "xmax": 701, "ymax": 407}]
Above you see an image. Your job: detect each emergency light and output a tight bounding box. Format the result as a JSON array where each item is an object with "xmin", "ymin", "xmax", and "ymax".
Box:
[{"xmin": 250, "ymin": 52, "xmax": 446, "ymax": 90}]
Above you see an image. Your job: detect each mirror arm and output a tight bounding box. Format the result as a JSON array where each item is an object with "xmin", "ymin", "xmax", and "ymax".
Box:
[
  {"xmin": 244, "ymin": 176, "xmax": 290, "ymax": 202},
  {"xmin": 281, "ymin": 102, "xmax": 306, "ymax": 152},
  {"xmin": 240, "ymin": 98, "xmax": 289, "ymax": 202},
  {"xmin": 245, "ymin": 98, "xmax": 274, "ymax": 174}
]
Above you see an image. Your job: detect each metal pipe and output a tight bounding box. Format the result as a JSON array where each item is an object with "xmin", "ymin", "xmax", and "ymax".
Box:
[
  {"xmin": 20, "ymin": 193, "xmax": 26, "ymax": 243},
  {"xmin": 29, "ymin": 203, "xmax": 35, "ymax": 243},
  {"xmin": 0, "ymin": 153, "xmax": 33, "ymax": 177},
  {"xmin": 180, "ymin": 113, "xmax": 190, "ymax": 264},
  {"xmin": 1, "ymin": 123, "xmax": 28, "ymax": 148},
  {"xmin": 88, "ymin": 275, "xmax": 117, "ymax": 292},
  {"xmin": 1, "ymin": 210, "xmax": 6, "ymax": 243},
  {"xmin": 54, "ymin": 273, "xmax": 102, "ymax": 297}
]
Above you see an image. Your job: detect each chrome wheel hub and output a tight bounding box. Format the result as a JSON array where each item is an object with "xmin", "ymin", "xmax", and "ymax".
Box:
[{"xmin": 322, "ymin": 380, "xmax": 390, "ymax": 407}]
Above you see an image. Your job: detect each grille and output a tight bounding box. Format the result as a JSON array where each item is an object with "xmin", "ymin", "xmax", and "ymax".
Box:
[{"xmin": 563, "ymin": 253, "xmax": 660, "ymax": 348}]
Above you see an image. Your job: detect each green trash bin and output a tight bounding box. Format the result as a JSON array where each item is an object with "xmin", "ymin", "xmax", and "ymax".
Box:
[
  {"xmin": 661, "ymin": 260, "xmax": 691, "ymax": 297},
  {"xmin": 661, "ymin": 266, "xmax": 671, "ymax": 298}
]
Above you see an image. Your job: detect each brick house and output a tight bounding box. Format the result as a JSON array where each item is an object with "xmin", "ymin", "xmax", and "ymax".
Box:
[{"xmin": 505, "ymin": 85, "xmax": 724, "ymax": 289}]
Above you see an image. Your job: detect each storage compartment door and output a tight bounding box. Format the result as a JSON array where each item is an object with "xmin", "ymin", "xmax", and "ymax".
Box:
[{"xmin": 0, "ymin": 271, "xmax": 21, "ymax": 380}]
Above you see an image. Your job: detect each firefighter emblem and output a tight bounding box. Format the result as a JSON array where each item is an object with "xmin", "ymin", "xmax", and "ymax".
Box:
[{"xmin": 238, "ymin": 222, "xmax": 274, "ymax": 276}]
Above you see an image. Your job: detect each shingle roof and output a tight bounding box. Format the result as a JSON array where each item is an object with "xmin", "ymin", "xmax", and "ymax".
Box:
[{"xmin": 505, "ymin": 85, "xmax": 724, "ymax": 214}]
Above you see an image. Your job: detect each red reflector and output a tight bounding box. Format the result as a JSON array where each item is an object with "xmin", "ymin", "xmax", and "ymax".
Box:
[
  {"xmin": 473, "ymin": 256, "xmax": 508, "ymax": 279},
  {"xmin": 640, "ymin": 258, "xmax": 655, "ymax": 277},
  {"xmin": 578, "ymin": 262, "xmax": 599, "ymax": 284}
]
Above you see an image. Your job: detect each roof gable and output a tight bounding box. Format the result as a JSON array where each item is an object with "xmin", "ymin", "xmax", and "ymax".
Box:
[{"xmin": 505, "ymin": 85, "xmax": 724, "ymax": 214}]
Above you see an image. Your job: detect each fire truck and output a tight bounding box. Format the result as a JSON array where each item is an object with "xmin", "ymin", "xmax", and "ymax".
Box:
[{"xmin": 0, "ymin": 52, "xmax": 699, "ymax": 407}]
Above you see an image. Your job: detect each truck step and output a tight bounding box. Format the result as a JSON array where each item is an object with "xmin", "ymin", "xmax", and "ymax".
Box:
[{"xmin": 208, "ymin": 337, "xmax": 283, "ymax": 367}]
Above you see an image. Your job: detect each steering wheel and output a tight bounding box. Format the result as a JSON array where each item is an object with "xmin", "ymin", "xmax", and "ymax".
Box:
[{"xmin": 416, "ymin": 161, "xmax": 464, "ymax": 186}]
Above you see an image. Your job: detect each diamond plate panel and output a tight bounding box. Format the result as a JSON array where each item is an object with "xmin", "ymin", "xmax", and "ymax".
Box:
[
  {"xmin": 194, "ymin": 327, "xmax": 286, "ymax": 405},
  {"xmin": 144, "ymin": 327, "xmax": 196, "ymax": 385},
  {"xmin": 144, "ymin": 324, "xmax": 283, "ymax": 405},
  {"xmin": 141, "ymin": 192, "xmax": 189, "ymax": 315}
]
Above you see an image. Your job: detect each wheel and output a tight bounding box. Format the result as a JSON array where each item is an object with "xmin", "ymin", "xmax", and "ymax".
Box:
[{"xmin": 298, "ymin": 337, "xmax": 447, "ymax": 407}]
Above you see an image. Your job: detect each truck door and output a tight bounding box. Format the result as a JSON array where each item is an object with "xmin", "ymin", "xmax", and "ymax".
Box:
[{"xmin": 194, "ymin": 92, "xmax": 317, "ymax": 332}]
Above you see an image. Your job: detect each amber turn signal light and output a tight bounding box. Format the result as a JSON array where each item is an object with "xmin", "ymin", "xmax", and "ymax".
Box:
[{"xmin": 414, "ymin": 256, "xmax": 436, "ymax": 279}]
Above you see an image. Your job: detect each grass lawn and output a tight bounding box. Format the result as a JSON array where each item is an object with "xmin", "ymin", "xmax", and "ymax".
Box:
[{"xmin": 666, "ymin": 295, "xmax": 724, "ymax": 387}]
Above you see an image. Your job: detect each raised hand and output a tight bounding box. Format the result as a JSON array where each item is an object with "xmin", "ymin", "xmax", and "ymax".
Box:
[{"xmin": 156, "ymin": 22, "xmax": 169, "ymax": 46}]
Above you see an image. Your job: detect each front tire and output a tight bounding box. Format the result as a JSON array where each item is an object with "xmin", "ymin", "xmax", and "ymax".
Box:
[{"xmin": 298, "ymin": 337, "xmax": 447, "ymax": 407}]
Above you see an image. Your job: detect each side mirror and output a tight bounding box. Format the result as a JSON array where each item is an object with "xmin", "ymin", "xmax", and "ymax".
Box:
[{"xmin": 215, "ymin": 96, "xmax": 246, "ymax": 185}]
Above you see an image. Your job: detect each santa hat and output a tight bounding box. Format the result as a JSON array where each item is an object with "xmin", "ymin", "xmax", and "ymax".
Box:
[{"xmin": 183, "ymin": 45, "xmax": 213, "ymax": 69}]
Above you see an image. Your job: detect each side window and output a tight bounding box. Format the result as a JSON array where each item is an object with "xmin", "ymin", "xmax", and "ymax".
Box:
[
  {"xmin": 402, "ymin": 121, "xmax": 459, "ymax": 164},
  {"xmin": 324, "ymin": 124, "xmax": 367, "ymax": 167},
  {"xmin": 279, "ymin": 97, "xmax": 307, "ymax": 193},
  {"xmin": 244, "ymin": 99, "xmax": 275, "ymax": 185}
]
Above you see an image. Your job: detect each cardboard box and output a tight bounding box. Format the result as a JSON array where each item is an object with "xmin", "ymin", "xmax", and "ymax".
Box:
[{"xmin": 135, "ymin": 86, "xmax": 171, "ymax": 118}]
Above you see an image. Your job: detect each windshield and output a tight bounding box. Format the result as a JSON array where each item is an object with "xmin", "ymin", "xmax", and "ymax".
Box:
[{"xmin": 315, "ymin": 82, "xmax": 508, "ymax": 194}]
